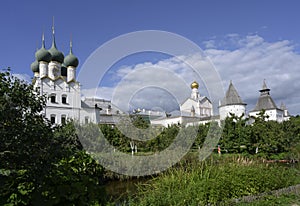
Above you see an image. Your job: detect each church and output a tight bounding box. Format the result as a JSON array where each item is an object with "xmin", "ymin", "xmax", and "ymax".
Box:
[{"xmin": 30, "ymin": 27, "xmax": 121, "ymax": 125}]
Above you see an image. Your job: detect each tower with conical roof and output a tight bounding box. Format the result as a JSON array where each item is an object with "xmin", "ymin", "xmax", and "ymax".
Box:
[
  {"xmin": 219, "ymin": 81, "xmax": 246, "ymax": 120},
  {"xmin": 249, "ymin": 80, "xmax": 286, "ymax": 122}
]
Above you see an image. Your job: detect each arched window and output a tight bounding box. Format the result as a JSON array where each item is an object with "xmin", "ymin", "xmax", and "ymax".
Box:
[
  {"xmin": 61, "ymin": 115, "xmax": 66, "ymax": 124},
  {"xmin": 85, "ymin": 116, "xmax": 89, "ymax": 124},
  {"xmin": 50, "ymin": 94, "xmax": 56, "ymax": 103},
  {"xmin": 50, "ymin": 114, "xmax": 56, "ymax": 124},
  {"xmin": 62, "ymin": 95, "xmax": 67, "ymax": 104}
]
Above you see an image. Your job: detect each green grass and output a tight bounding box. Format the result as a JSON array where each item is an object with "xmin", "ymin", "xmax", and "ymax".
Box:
[{"xmin": 126, "ymin": 155, "xmax": 300, "ymax": 206}]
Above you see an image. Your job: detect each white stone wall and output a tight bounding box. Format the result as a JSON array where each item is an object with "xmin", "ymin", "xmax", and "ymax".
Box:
[
  {"xmin": 67, "ymin": 66, "xmax": 76, "ymax": 82},
  {"xmin": 219, "ymin": 105, "xmax": 246, "ymax": 120},
  {"xmin": 151, "ymin": 116, "xmax": 182, "ymax": 127},
  {"xmin": 249, "ymin": 109, "xmax": 284, "ymax": 122}
]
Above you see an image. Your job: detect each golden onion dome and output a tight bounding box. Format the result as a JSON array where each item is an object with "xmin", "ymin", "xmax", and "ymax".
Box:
[{"xmin": 191, "ymin": 81, "xmax": 199, "ymax": 89}]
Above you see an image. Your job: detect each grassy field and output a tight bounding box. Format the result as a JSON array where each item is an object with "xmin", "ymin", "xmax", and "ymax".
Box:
[{"xmin": 121, "ymin": 154, "xmax": 300, "ymax": 206}]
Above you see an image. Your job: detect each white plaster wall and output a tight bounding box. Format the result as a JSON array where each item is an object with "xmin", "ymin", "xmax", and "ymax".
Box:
[
  {"xmin": 39, "ymin": 62, "xmax": 48, "ymax": 78},
  {"xmin": 67, "ymin": 66, "xmax": 76, "ymax": 82},
  {"xmin": 37, "ymin": 77, "xmax": 83, "ymax": 124},
  {"xmin": 249, "ymin": 109, "xmax": 284, "ymax": 122},
  {"xmin": 219, "ymin": 105, "xmax": 246, "ymax": 120},
  {"xmin": 151, "ymin": 117, "xmax": 182, "ymax": 127},
  {"xmin": 48, "ymin": 62, "xmax": 61, "ymax": 80}
]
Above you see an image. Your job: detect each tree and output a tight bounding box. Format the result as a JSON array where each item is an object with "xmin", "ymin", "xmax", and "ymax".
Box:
[
  {"xmin": 0, "ymin": 69, "xmax": 107, "ymax": 205},
  {"xmin": 220, "ymin": 114, "xmax": 249, "ymax": 153}
]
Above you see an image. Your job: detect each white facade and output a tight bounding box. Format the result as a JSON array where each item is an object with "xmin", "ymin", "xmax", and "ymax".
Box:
[
  {"xmin": 249, "ymin": 109, "xmax": 284, "ymax": 122},
  {"xmin": 180, "ymin": 81, "xmax": 213, "ymax": 117},
  {"xmin": 151, "ymin": 81, "xmax": 214, "ymax": 127},
  {"xmin": 219, "ymin": 105, "xmax": 246, "ymax": 120}
]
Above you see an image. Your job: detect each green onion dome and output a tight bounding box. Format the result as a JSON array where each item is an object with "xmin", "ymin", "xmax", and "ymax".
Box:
[
  {"xmin": 64, "ymin": 51, "xmax": 79, "ymax": 68},
  {"xmin": 63, "ymin": 41, "xmax": 79, "ymax": 67},
  {"xmin": 35, "ymin": 35, "xmax": 51, "ymax": 62},
  {"xmin": 49, "ymin": 43, "xmax": 64, "ymax": 63},
  {"xmin": 31, "ymin": 60, "xmax": 39, "ymax": 73},
  {"xmin": 61, "ymin": 64, "xmax": 67, "ymax": 76}
]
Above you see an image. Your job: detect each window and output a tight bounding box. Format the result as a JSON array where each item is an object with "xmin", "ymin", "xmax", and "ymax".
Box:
[
  {"xmin": 50, "ymin": 94, "xmax": 56, "ymax": 103},
  {"xmin": 50, "ymin": 115, "xmax": 56, "ymax": 124},
  {"xmin": 61, "ymin": 115, "xmax": 66, "ymax": 124},
  {"xmin": 85, "ymin": 116, "xmax": 89, "ymax": 124},
  {"xmin": 62, "ymin": 95, "xmax": 67, "ymax": 104}
]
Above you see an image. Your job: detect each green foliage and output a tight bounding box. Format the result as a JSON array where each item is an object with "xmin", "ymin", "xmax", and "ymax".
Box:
[
  {"xmin": 99, "ymin": 123, "xmax": 179, "ymax": 153},
  {"xmin": 219, "ymin": 112, "xmax": 300, "ymax": 158},
  {"xmin": 194, "ymin": 123, "xmax": 209, "ymax": 148},
  {"xmin": 39, "ymin": 151, "xmax": 106, "ymax": 205},
  {"xmin": 0, "ymin": 70, "xmax": 107, "ymax": 205},
  {"xmin": 128, "ymin": 157, "xmax": 300, "ymax": 206}
]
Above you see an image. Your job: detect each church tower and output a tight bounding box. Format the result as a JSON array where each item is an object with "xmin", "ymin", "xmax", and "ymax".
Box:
[
  {"xmin": 190, "ymin": 80, "xmax": 200, "ymax": 99},
  {"xmin": 249, "ymin": 80, "xmax": 287, "ymax": 122},
  {"xmin": 219, "ymin": 81, "xmax": 246, "ymax": 120},
  {"xmin": 179, "ymin": 81, "xmax": 213, "ymax": 117},
  {"xmin": 30, "ymin": 22, "xmax": 81, "ymax": 125}
]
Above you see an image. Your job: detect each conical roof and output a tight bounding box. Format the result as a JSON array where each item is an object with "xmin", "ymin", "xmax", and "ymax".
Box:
[
  {"xmin": 251, "ymin": 80, "xmax": 278, "ymax": 112},
  {"xmin": 220, "ymin": 81, "xmax": 246, "ymax": 106}
]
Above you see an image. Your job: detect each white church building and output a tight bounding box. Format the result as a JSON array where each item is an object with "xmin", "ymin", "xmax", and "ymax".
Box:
[
  {"xmin": 151, "ymin": 81, "xmax": 215, "ymax": 127},
  {"xmin": 30, "ymin": 28, "xmax": 121, "ymax": 125}
]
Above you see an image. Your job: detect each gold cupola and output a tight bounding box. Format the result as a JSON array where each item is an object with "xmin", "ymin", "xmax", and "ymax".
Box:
[{"xmin": 191, "ymin": 81, "xmax": 199, "ymax": 89}]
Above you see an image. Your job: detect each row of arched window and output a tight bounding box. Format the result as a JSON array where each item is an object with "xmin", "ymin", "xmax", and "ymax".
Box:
[
  {"xmin": 50, "ymin": 94, "xmax": 68, "ymax": 104},
  {"xmin": 50, "ymin": 114, "xmax": 66, "ymax": 124}
]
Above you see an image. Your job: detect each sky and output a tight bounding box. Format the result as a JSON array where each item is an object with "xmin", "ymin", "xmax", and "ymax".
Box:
[{"xmin": 1, "ymin": 0, "xmax": 300, "ymax": 115}]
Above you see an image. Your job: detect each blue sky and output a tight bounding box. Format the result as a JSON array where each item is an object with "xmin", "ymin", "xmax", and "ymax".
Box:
[{"xmin": 1, "ymin": 0, "xmax": 300, "ymax": 114}]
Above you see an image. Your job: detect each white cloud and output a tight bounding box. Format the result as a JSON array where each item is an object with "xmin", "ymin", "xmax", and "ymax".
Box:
[
  {"xmin": 81, "ymin": 52, "xmax": 223, "ymax": 113},
  {"xmin": 80, "ymin": 34, "xmax": 300, "ymax": 115},
  {"xmin": 13, "ymin": 73, "xmax": 31, "ymax": 83},
  {"xmin": 203, "ymin": 40, "xmax": 216, "ymax": 49},
  {"xmin": 205, "ymin": 35, "xmax": 300, "ymax": 115}
]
